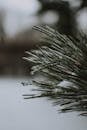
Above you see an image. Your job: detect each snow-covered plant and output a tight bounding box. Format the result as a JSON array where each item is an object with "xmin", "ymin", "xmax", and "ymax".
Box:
[{"xmin": 23, "ymin": 25, "xmax": 87, "ymax": 116}]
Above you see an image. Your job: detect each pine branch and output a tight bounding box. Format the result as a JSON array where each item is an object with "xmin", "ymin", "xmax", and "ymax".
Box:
[{"xmin": 23, "ymin": 25, "xmax": 87, "ymax": 116}]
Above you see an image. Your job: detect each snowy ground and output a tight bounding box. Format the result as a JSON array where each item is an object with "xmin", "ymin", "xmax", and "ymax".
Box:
[{"xmin": 0, "ymin": 77, "xmax": 86, "ymax": 130}]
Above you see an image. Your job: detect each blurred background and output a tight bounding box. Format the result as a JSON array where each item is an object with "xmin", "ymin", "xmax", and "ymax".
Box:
[
  {"xmin": 0, "ymin": 1, "xmax": 87, "ymax": 130},
  {"xmin": 0, "ymin": 0, "xmax": 87, "ymax": 76}
]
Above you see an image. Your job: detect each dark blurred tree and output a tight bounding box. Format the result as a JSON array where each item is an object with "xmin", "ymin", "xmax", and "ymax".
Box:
[
  {"xmin": 38, "ymin": 0, "xmax": 77, "ymax": 36},
  {"xmin": 79, "ymin": 0, "xmax": 87, "ymax": 10},
  {"xmin": 37, "ymin": 0, "xmax": 87, "ymax": 36},
  {"xmin": 0, "ymin": 10, "xmax": 6, "ymax": 43}
]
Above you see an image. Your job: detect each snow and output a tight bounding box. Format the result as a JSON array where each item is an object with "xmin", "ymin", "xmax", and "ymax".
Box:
[{"xmin": 0, "ymin": 77, "xmax": 87, "ymax": 130}]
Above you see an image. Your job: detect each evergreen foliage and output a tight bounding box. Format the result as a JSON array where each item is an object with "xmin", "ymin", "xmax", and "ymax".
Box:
[{"xmin": 23, "ymin": 25, "xmax": 87, "ymax": 116}]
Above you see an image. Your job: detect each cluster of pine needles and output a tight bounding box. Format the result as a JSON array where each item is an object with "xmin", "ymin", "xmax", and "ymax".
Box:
[{"xmin": 23, "ymin": 25, "xmax": 87, "ymax": 116}]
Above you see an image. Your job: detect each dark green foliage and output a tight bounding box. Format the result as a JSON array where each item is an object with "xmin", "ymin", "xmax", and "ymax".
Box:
[{"xmin": 23, "ymin": 25, "xmax": 87, "ymax": 116}]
